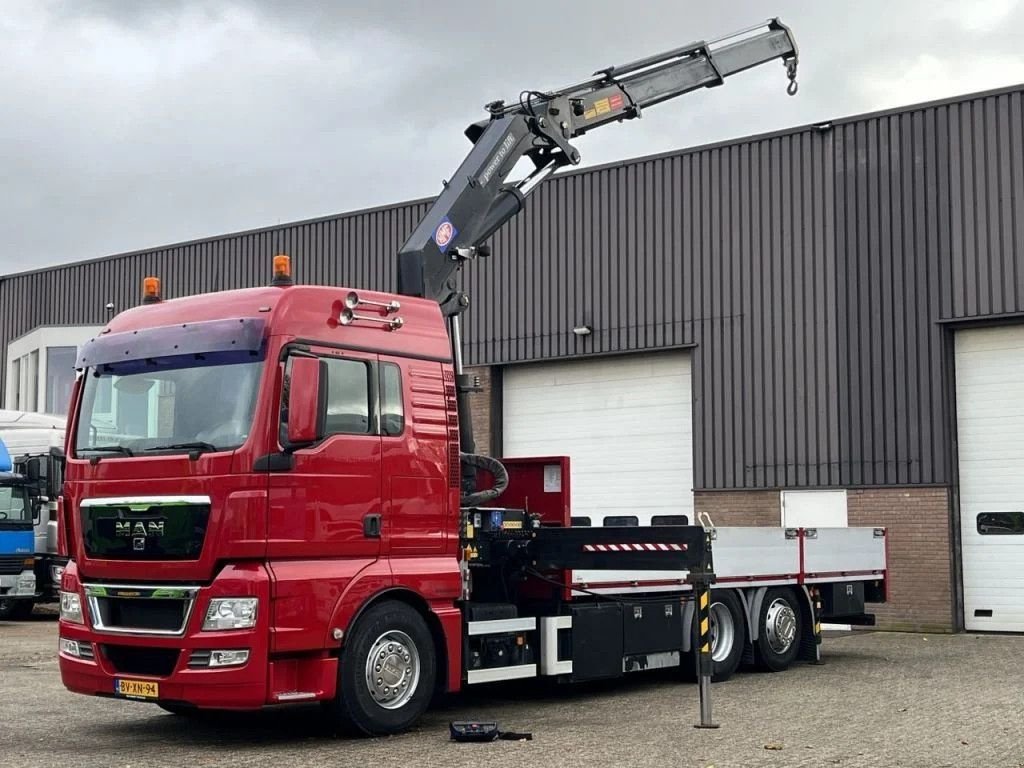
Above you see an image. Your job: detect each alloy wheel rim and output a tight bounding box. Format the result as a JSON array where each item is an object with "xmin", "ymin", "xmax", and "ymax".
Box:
[{"xmin": 364, "ymin": 630, "xmax": 420, "ymax": 710}]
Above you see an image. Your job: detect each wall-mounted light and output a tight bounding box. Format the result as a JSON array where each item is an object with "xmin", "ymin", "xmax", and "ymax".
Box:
[
  {"xmin": 104, "ymin": 302, "xmax": 115, "ymax": 314},
  {"xmin": 573, "ymin": 325, "xmax": 592, "ymax": 337}
]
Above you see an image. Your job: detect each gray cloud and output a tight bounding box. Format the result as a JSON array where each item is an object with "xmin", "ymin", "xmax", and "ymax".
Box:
[{"xmin": 2, "ymin": 0, "xmax": 1022, "ymax": 275}]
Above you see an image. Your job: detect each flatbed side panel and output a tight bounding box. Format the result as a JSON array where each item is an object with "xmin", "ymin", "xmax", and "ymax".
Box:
[
  {"xmin": 802, "ymin": 527, "xmax": 886, "ymax": 577},
  {"xmin": 711, "ymin": 527, "xmax": 801, "ymax": 580},
  {"xmin": 571, "ymin": 526, "xmax": 800, "ymax": 588}
]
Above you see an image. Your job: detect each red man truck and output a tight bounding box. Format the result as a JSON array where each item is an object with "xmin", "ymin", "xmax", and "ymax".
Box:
[{"xmin": 56, "ymin": 19, "xmax": 888, "ymax": 736}]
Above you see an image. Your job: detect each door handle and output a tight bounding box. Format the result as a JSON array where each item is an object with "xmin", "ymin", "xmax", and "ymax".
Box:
[{"xmin": 363, "ymin": 514, "xmax": 382, "ymax": 539}]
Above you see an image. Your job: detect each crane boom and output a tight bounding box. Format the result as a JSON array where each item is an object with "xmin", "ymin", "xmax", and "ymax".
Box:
[
  {"xmin": 394, "ymin": 18, "xmax": 799, "ymax": 499},
  {"xmin": 396, "ymin": 18, "xmax": 798, "ymax": 310}
]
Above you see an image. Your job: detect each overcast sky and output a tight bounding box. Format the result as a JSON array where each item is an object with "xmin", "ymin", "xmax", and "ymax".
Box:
[{"xmin": 3, "ymin": 0, "xmax": 1023, "ymax": 276}]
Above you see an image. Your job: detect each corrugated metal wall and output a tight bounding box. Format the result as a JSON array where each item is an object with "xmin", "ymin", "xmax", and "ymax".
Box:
[{"xmin": 2, "ymin": 85, "xmax": 1022, "ymax": 490}]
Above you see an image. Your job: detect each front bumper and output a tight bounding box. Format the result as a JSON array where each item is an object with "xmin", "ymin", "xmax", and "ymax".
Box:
[
  {"xmin": 0, "ymin": 570, "xmax": 37, "ymax": 599},
  {"xmin": 57, "ymin": 561, "xmax": 304, "ymax": 710}
]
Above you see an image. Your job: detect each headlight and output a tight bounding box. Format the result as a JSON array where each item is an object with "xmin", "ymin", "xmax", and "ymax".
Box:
[
  {"xmin": 51, "ymin": 564, "xmax": 65, "ymax": 583},
  {"xmin": 203, "ymin": 598, "xmax": 258, "ymax": 631},
  {"xmin": 60, "ymin": 591, "xmax": 84, "ymax": 624}
]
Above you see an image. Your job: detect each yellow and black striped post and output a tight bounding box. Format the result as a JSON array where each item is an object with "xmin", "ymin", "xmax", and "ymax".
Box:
[
  {"xmin": 692, "ymin": 528, "xmax": 719, "ymax": 729},
  {"xmin": 810, "ymin": 586, "xmax": 824, "ymax": 664},
  {"xmin": 694, "ymin": 581, "xmax": 718, "ymax": 728}
]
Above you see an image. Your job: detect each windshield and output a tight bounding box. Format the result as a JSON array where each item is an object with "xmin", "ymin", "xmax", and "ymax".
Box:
[
  {"xmin": 0, "ymin": 485, "xmax": 30, "ymax": 525},
  {"xmin": 75, "ymin": 359, "xmax": 263, "ymax": 456}
]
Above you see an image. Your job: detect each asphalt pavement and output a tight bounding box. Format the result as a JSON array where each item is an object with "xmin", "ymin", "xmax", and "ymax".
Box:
[{"xmin": 1, "ymin": 611, "xmax": 1021, "ymax": 768}]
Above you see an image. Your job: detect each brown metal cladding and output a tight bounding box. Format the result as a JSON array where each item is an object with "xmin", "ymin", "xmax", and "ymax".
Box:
[{"xmin": 2, "ymin": 84, "xmax": 1023, "ymax": 490}]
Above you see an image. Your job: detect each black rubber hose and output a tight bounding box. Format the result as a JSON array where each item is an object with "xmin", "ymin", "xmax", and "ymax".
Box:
[{"xmin": 459, "ymin": 453, "xmax": 509, "ymax": 507}]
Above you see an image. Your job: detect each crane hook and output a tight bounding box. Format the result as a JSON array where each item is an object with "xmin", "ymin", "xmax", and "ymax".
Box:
[{"xmin": 785, "ymin": 58, "xmax": 799, "ymax": 96}]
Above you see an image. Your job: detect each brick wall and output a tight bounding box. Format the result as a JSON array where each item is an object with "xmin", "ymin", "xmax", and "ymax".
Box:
[
  {"xmin": 465, "ymin": 366, "xmax": 492, "ymax": 456},
  {"xmin": 694, "ymin": 490, "xmax": 780, "ymax": 526},
  {"xmin": 695, "ymin": 487, "xmax": 955, "ymax": 633},
  {"xmin": 848, "ymin": 487, "xmax": 954, "ymax": 633}
]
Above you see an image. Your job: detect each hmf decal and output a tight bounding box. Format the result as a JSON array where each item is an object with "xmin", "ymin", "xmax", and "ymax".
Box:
[{"xmin": 433, "ymin": 217, "xmax": 458, "ymax": 250}]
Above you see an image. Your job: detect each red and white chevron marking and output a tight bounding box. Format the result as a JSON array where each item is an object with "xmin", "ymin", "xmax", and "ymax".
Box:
[{"xmin": 582, "ymin": 543, "xmax": 687, "ymax": 552}]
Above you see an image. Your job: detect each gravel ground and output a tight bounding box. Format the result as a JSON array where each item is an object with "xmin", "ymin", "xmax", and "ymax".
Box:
[{"xmin": 1, "ymin": 611, "xmax": 1022, "ymax": 768}]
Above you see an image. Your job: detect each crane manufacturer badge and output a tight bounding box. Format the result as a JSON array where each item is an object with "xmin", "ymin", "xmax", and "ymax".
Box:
[{"xmin": 433, "ymin": 218, "xmax": 458, "ymax": 250}]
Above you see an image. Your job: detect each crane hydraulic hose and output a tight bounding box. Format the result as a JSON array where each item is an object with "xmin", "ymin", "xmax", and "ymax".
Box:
[{"xmin": 460, "ymin": 452, "xmax": 509, "ymax": 507}]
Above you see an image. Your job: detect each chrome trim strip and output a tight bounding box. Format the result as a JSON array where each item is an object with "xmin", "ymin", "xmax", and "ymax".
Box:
[
  {"xmin": 83, "ymin": 582, "xmax": 200, "ymax": 637},
  {"xmin": 80, "ymin": 496, "xmax": 211, "ymax": 507},
  {"xmin": 466, "ymin": 664, "xmax": 537, "ymax": 684},
  {"xmin": 466, "ymin": 617, "xmax": 536, "ymax": 636}
]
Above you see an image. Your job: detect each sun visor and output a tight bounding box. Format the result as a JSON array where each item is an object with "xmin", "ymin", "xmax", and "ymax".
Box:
[{"xmin": 76, "ymin": 317, "xmax": 267, "ymax": 370}]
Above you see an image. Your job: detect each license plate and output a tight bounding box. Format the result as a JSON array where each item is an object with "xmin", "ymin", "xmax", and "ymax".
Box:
[{"xmin": 114, "ymin": 678, "xmax": 159, "ymax": 700}]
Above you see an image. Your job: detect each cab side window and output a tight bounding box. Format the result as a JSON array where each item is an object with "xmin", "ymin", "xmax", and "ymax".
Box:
[
  {"xmin": 323, "ymin": 358, "xmax": 371, "ymax": 435},
  {"xmin": 380, "ymin": 363, "xmax": 404, "ymax": 437}
]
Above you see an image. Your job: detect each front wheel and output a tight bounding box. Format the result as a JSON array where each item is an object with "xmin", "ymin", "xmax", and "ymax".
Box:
[
  {"xmin": 326, "ymin": 600, "xmax": 436, "ymax": 736},
  {"xmin": 752, "ymin": 587, "xmax": 802, "ymax": 672}
]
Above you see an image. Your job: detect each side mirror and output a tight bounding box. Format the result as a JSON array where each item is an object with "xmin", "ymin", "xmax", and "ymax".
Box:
[
  {"xmin": 25, "ymin": 457, "xmax": 45, "ymax": 484},
  {"xmin": 286, "ymin": 357, "xmax": 326, "ymax": 446},
  {"xmin": 48, "ymin": 448, "xmax": 65, "ymax": 499}
]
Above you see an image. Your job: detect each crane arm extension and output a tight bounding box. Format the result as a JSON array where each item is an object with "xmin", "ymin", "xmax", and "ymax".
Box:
[{"xmin": 396, "ymin": 18, "xmax": 798, "ymax": 309}]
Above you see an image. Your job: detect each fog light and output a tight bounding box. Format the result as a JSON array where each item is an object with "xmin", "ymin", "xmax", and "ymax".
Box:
[
  {"xmin": 209, "ymin": 649, "xmax": 250, "ymax": 668},
  {"xmin": 59, "ymin": 638, "xmax": 82, "ymax": 657}
]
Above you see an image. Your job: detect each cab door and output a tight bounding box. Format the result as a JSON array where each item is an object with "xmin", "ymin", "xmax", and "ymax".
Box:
[{"xmin": 267, "ymin": 346, "xmax": 382, "ymax": 560}]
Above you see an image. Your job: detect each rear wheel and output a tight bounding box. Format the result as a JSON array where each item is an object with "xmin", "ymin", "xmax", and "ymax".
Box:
[
  {"xmin": 753, "ymin": 587, "xmax": 802, "ymax": 672},
  {"xmin": 326, "ymin": 600, "xmax": 436, "ymax": 736},
  {"xmin": 686, "ymin": 589, "xmax": 744, "ymax": 682}
]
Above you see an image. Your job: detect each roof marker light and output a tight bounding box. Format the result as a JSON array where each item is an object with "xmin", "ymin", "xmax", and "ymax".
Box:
[
  {"xmin": 142, "ymin": 276, "xmax": 161, "ymax": 304},
  {"xmin": 272, "ymin": 254, "xmax": 293, "ymax": 286}
]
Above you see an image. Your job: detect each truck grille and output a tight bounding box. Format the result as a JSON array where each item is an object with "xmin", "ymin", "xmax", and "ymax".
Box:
[
  {"xmin": 0, "ymin": 555, "xmax": 30, "ymax": 575},
  {"xmin": 79, "ymin": 498, "xmax": 211, "ymax": 561},
  {"xmin": 102, "ymin": 644, "xmax": 180, "ymax": 677},
  {"xmin": 84, "ymin": 584, "xmax": 199, "ymax": 636}
]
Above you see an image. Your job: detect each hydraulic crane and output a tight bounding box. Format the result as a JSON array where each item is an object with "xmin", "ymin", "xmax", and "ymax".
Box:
[{"xmin": 396, "ymin": 18, "xmax": 799, "ymax": 498}]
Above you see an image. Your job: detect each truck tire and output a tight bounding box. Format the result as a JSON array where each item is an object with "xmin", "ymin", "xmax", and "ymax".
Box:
[
  {"xmin": 327, "ymin": 600, "xmax": 436, "ymax": 737},
  {"xmin": 752, "ymin": 587, "xmax": 802, "ymax": 672},
  {"xmin": 685, "ymin": 589, "xmax": 744, "ymax": 682},
  {"xmin": 0, "ymin": 598, "xmax": 33, "ymax": 621}
]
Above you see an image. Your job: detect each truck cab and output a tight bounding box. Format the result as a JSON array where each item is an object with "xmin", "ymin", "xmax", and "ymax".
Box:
[
  {"xmin": 0, "ymin": 438, "xmax": 37, "ymax": 619},
  {"xmin": 58, "ymin": 276, "xmax": 464, "ymax": 720}
]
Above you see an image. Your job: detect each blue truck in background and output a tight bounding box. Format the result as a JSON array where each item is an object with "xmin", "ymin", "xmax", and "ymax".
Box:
[{"xmin": 0, "ymin": 436, "xmax": 38, "ymax": 619}]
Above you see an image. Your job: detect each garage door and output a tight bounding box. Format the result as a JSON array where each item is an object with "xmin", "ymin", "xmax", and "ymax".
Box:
[
  {"xmin": 955, "ymin": 326, "xmax": 1024, "ymax": 632},
  {"xmin": 502, "ymin": 351, "xmax": 693, "ymax": 526}
]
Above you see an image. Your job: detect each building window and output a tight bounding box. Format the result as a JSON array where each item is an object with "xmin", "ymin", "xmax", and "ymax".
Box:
[
  {"xmin": 46, "ymin": 346, "xmax": 77, "ymax": 415},
  {"xmin": 603, "ymin": 515, "xmax": 639, "ymax": 527},
  {"xmin": 977, "ymin": 512, "xmax": 1024, "ymax": 535},
  {"xmin": 651, "ymin": 514, "xmax": 690, "ymax": 526},
  {"xmin": 10, "ymin": 358, "xmax": 20, "ymax": 410}
]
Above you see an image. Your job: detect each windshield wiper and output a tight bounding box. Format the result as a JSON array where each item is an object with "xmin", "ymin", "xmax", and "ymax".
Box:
[
  {"xmin": 79, "ymin": 445, "xmax": 134, "ymax": 457},
  {"xmin": 143, "ymin": 441, "xmax": 218, "ymax": 458}
]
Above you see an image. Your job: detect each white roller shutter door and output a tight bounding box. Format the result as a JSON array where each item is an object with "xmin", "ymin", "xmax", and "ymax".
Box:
[
  {"xmin": 502, "ymin": 351, "xmax": 693, "ymax": 526},
  {"xmin": 955, "ymin": 325, "xmax": 1024, "ymax": 632}
]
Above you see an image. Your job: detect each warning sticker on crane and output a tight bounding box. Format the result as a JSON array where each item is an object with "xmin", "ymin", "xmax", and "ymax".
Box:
[
  {"xmin": 434, "ymin": 218, "xmax": 458, "ymax": 250},
  {"xmin": 583, "ymin": 92, "xmax": 625, "ymax": 120}
]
